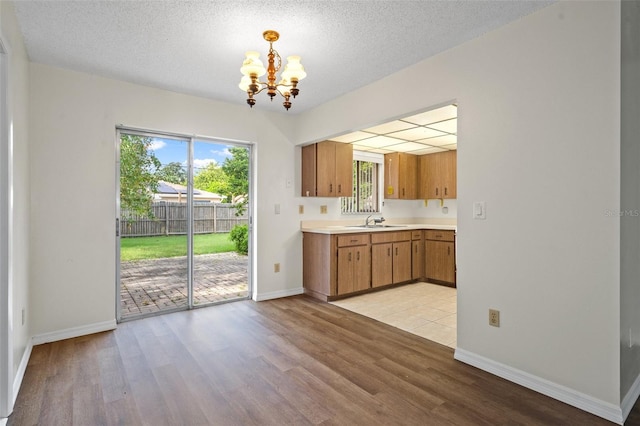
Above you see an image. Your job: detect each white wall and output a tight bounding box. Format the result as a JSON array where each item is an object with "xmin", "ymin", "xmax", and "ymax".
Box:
[
  {"xmin": 0, "ymin": 0, "xmax": 30, "ymax": 416},
  {"xmin": 296, "ymin": 0, "xmax": 621, "ymax": 410},
  {"xmin": 27, "ymin": 64, "xmax": 307, "ymax": 332},
  {"xmin": 620, "ymin": 0, "xmax": 640, "ymax": 404}
]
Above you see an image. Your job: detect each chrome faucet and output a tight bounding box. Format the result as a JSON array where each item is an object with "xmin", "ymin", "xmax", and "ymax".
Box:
[{"xmin": 365, "ymin": 215, "xmax": 385, "ymax": 227}]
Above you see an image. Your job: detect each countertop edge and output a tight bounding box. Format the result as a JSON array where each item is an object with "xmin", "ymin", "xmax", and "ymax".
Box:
[{"xmin": 301, "ymin": 224, "xmax": 456, "ymax": 234}]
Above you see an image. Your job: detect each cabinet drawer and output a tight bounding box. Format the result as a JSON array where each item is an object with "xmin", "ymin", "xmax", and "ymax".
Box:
[
  {"xmin": 337, "ymin": 234, "xmax": 370, "ymax": 247},
  {"xmin": 411, "ymin": 230, "xmax": 422, "ymax": 240},
  {"xmin": 424, "ymin": 230, "xmax": 455, "ymax": 242},
  {"xmin": 371, "ymin": 231, "xmax": 411, "ymax": 244}
]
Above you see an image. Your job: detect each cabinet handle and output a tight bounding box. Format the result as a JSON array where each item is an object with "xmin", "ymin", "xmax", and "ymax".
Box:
[
  {"xmin": 415, "ymin": 244, "xmax": 417, "ymax": 253},
  {"xmin": 338, "ymin": 184, "xmax": 342, "ymax": 193},
  {"xmin": 387, "ymin": 247, "xmax": 391, "ymax": 256},
  {"xmin": 444, "ymin": 187, "xmax": 448, "ymax": 196},
  {"xmin": 357, "ymin": 251, "xmax": 360, "ymax": 261},
  {"xmin": 330, "ymin": 183, "xmax": 333, "ymax": 193},
  {"xmin": 448, "ymin": 246, "xmax": 450, "ymax": 255},
  {"xmin": 436, "ymin": 187, "xmax": 439, "ymax": 196},
  {"xmin": 348, "ymin": 252, "xmax": 352, "ymax": 261},
  {"xmin": 395, "ymin": 247, "xmax": 398, "ymax": 256},
  {"xmin": 350, "ymin": 239, "xmax": 358, "ymax": 243},
  {"xmin": 402, "ymin": 188, "xmax": 405, "ymax": 196}
]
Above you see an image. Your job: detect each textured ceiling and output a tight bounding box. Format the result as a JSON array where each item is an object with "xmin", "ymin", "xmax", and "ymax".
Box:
[{"xmin": 13, "ymin": 1, "xmax": 553, "ymax": 114}]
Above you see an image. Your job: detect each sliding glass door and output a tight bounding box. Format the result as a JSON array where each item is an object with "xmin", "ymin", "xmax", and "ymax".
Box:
[{"xmin": 116, "ymin": 129, "xmax": 251, "ymax": 321}]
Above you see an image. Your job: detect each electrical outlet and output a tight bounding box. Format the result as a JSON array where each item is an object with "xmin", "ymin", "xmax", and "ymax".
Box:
[
  {"xmin": 489, "ymin": 309, "xmax": 500, "ymax": 327},
  {"xmin": 299, "ymin": 205, "xmax": 304, "ymax": 214},
  {"xmin": 320, "ymin": 205, "xmax": 327, "ymax": 214},
  {"xmin": 274, "ymin": 263, "xmax": 280, "ymax": 273}
]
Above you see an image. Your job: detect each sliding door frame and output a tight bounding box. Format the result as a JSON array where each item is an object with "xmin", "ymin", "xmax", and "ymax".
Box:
[{"xmin": 115, "ymin": 126, "xmax": 253, "ymax": 322}]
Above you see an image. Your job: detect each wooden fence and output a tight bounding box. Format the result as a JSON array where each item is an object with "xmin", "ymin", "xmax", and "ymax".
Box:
[{"xmin": 120, "ymin": 202, "xmax": 248, "ymax": 237}]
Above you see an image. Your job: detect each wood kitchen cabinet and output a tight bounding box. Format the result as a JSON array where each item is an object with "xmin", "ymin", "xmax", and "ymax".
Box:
[
  {"xmin": 302, "ymin": 232, "xmax": 370, "ymax": 301},
  {"xmin": 337, "ymin": 244, "xmax": 370, "ymax": 295},
  {"xmin": 424, "ymin": 230, "xmax": 456, "ymax": 285},
  {"xmin": 411, "ymin": 230, "xmax": 423, "ymax": 280},
  {"xmin": 371, "ymin": 231, "xmax": 412, "ymax": 287},
  {"xmin": 301, "ymin": 141, "xmax": 353, "ymax": 197},
  {"xmin": 418, "ymin": 151, "xmax": 457, "ymax": 200},
  {"xmin": 384, "ymin": 152, "xmax": 418, "ymax": 199}
]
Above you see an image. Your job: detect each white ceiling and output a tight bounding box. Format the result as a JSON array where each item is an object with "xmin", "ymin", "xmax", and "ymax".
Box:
[{"xmin": 13, "ymin": 1, "xmax": 553, "ymax": 115}]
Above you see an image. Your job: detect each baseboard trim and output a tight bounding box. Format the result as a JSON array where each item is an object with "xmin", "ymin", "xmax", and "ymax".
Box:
[
  {"xmin": 254, "ymin": 287, "xmax": 304, "ymax": 302},
  {"xmin": 454, "ymin": 348, "xmax": 624, "ymax": 425},
  {"xmin": 622, "ymin": 371, "xmax": 640, "ymax": 421},
  {"xmin": 12, "ymin": 340, "xmax": 32, "ymax": 407},
  {"xmin": 31, "ymin": 320, "xmax": 117, "ymax": 346}
]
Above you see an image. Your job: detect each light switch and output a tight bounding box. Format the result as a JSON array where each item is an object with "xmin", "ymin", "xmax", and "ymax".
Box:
[{"xmin": 473, "ymin": 201, "xmax": 486, "ymax": 220}]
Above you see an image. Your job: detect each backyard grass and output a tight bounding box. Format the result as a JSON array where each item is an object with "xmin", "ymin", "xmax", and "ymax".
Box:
[{"xmin": 120, "ymin": 233, "xmax": 235, "ymax": 261}]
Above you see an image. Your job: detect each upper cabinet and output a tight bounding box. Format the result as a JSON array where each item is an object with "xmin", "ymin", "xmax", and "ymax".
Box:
[
  {"xmin": 418, "ymin": 151, "xmax": 457, "ymax": 200},
  {"xmin": 302, "ymin": 141, "xmax": 353, "ymax": 197},
  {"xmin": 384, "ymin": 152, "xmax": 418, "ymax": 199}
]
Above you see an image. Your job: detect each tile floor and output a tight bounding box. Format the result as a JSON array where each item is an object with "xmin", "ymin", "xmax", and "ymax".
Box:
[{"xmin": 331, "ymin": 282, "xmax": 457, "ymax": 348}]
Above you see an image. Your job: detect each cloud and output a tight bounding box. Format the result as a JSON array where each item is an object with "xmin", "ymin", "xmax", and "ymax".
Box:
[
  {"xmin": 211, "ymin": 147, "xmax": 231, "ymax": 157},
  {"xmin": 193, "ymin": 158, "xmax": 217, "ymax": 170},
  {"xmin": 149, "ymin": 140, "xmax": 166, "ymax": 151}
]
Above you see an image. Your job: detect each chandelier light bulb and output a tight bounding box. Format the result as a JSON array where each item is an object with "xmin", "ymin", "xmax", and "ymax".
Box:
[{"xmin": 240, "ymin": 51, "xmax": 266, "ymax": 77}]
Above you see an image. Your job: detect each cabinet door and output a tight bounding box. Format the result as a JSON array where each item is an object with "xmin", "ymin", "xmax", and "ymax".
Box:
[
  {"xmin": 442, "ymin": 151, "xmax": 457, "ymax": 199},
  {"xmin": 400, "ymin": 154, "xmax": 417, "ymax": 199},
  {"xmin": 316, "ymin": 141, "xmax": 336, "ymax": 197},
  {"xmin": 393, "ymin": 241, "xmax": 412, "ymax": 283},
  {"xmin": 425, "ymin": 240, "xmax": 455, "ymax": 283},
  {"xmin": 301, "ymin": 144, "xmax": 317, "ymax": 197},
  {"xmin": 384, "ymin": 153, "xmax": 399, "ymax": 199},
  {"xmin": 337, "ymin": 247, "xmax": 354, "ymax": 295},
  {"xmin": 335, "ymin": 142, "xmax": 353, "ymax": 197},
  {"xmin": 412, "ymin": 239, "xmax": 423, "ymax": 280},
  {"xmin": 353, "ymin": 245, "xmax": 371, "ymax": 292},
  {"xmin": 371, "ymin": 243, "xmax": 393, "ymax": 287}
]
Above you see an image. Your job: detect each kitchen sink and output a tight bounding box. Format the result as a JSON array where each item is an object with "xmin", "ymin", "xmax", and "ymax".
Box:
[{"xmin": 346, "ymin": 224, "xmax": 407, "ymax": 228}]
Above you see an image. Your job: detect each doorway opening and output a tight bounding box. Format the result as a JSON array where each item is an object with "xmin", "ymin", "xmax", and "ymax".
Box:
[{"xmin": 116, "ymin": 129, "xmax": 252, "ymax": 322}]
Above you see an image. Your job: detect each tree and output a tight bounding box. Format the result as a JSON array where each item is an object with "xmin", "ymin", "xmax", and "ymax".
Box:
[
  {"xmin": 120, "ymin": 134, "xmax": 161, "ymax": 218},
  {"xmin": 157, "ymin": 161, "xmax": 187, "ymax": 185},
  {"xmin": 222, "ymin": 146, "xmax": 249, "ymax": 202},
  {"xmin": 193, "ymin": 162, "xmax": 230, "ymax": 201}
]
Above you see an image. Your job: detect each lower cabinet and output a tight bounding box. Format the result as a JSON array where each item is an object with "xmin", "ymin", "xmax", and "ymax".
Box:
[
  {"xmin": 425, "ymin": 230, "xmax": 456, "ymax": 285},
  {"xmin": 302, "ymin": 228, "xmax": 455, "ymax": 301},
  {"xmin": 337, "ymin": 245, "xmax": 370, "ymax": 295},
  {"xmin": 411, "ymin": 231, "xmax": 423, "ymax": 280},
  {"xmin": 371, "ymin": 232, "xmax": 412, "ymax": 288}
]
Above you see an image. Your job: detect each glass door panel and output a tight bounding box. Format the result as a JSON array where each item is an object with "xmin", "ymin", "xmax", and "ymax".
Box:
[
  {"xmin": 191, "ymin": 141, "xmax": 249, "ymax": 305},
  {"xmin": 119, "ymin": 133, "xmax": 189, "ymax": 320}
]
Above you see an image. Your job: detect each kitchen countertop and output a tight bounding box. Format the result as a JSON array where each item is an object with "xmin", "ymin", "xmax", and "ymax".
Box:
[{"xmin": 301, "ymin": 221, "xmax": 456, "ymax": 235}]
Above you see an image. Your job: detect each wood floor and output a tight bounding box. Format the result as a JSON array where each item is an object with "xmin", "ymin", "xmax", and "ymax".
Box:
[{"xmin": 7, "ymin": 295, "xmax": 640, "ymax": 425}]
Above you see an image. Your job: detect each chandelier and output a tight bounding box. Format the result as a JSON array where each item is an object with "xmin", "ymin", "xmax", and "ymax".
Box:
[{"xmin": 239, "ymin": 30, "xmax": 307, "ymax": 111}]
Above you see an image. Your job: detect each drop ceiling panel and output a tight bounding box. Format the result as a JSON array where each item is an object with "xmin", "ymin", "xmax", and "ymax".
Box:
[
  {"xmin": 426, "ymin": 118, "xmax": 457, "ymax": 134},
  {"xmin": 363, "ymin": 120, "xmax": 416, "ymax": 135},
  {"xmin": 416, "ymin": 134, "xmax": 457, "ymax": 147},
  {"xmin": 387, "ymin": 142, "xmax": 433, "ymax": 152},
  {"xmin": 330, "ymin": 131, "xmax": 376, "ymax": 143},
  {"xmin": 352, "ymin": 135, "xmax": 406, "ymax": 149},
  {"xmin": 409, "ymin": 146, "xmax": 448, "ymax": 155},
  {"xmin": 388, "ymin": 127, "xmax": 447, "ymax": 141}
]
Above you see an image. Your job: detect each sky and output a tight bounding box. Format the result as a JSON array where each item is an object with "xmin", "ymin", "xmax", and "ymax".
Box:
[{"xmin": 149, "ymin": 137, "xmax": 234, "ymax": 175}]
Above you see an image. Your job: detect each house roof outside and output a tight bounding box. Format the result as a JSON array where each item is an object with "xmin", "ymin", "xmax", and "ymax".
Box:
[{"xmin": 154, "ymin": 181, "xmax": 223, "ymax": 203}]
